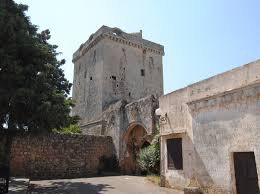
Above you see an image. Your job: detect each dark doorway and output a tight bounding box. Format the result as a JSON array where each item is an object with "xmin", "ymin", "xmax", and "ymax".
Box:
[
  {"xmin": 167, "ymin": 138, "xmax": 183, "ymax": 170},
  {"xmin": 234, "ymin": 152, "xmax": 259, "ymax": 194}
]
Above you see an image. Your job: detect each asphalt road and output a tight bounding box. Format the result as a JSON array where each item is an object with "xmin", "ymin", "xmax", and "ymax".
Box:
[{"xmin": 28, "ymin": 176, "xmax": 183, "ymax": 194}]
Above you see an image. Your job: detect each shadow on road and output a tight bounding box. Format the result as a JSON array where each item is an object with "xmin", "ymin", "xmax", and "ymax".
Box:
[
  {"xmin": 8, "ymin": 178, "xmax": 29, "ymax": 194},
  {"xmin": 28, "ymin": 180, "xmax": 114, "ymax": 194}
]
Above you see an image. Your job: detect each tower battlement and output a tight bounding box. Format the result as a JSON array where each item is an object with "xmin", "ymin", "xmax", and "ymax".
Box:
[{"xmin": 72, "ymin": 26, "xmax": 164, "ymax": 63}]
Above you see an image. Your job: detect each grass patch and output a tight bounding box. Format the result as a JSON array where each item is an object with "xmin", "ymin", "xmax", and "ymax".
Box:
[{"xmin": 146, "ymin": 175, "xmax": 160, "ymax": 186}]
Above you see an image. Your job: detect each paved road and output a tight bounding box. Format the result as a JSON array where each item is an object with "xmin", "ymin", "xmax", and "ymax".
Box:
[
  {"xmin": 8, "ymin": 178, "xmax": 29, "ymax": 194},
  {"xmin": 29, "ymin": 176, "xmax": 183, "ymax": 194}
]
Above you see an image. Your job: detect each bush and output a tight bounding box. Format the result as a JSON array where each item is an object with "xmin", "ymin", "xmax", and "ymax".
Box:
[
  {"xmin": 52, "ymin": 124, "xmax": 81, "ymax": 134},
  {"xmin": 137, "ymin": 135, "xmax": 160, "ymax": 174}
]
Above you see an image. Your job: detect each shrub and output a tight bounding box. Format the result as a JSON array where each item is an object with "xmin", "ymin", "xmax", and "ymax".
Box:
[
  {"xmin": 137, "ymin": 135, "xmax": 160, "ymax": 174},
  {"xmin": 52, "ymin": 124, "xmax": 81, "ymax": 134}
]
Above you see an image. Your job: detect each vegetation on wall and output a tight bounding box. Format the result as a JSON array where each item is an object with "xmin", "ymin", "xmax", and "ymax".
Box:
[{"xmin": 52, "ymin": 125, "xmax": 81, "ymax": 134}]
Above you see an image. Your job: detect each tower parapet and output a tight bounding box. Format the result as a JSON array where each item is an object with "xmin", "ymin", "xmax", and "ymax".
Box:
[{"xmin": 73, "ymin": 25, "xmax": 164, "ymax": 63}]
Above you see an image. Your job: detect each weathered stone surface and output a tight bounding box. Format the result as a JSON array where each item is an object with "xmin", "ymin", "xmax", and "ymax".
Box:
[
  {"xmin": 184, "ymin": 187, "xmax": 201, "ymax": 194},
  {"xmin": 102, "ymin": 95, "xmax": 159, "ymax": 172},
  {"xmin": 1, "ymin": 134, "xmax": 115, "ymax": 180},
  {"xmin": 159, "ymin": 60, "xmax": 260, "ymax": 193},
  {"xmin": 71, "ymin": 26, "xmax": 164, "ymax": 172},
  {"xmin": 71, "ymin": 26, "xmax": 164, "ymax": 129}
]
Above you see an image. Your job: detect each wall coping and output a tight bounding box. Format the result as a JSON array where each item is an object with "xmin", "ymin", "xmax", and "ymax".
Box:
[
  {"xmin": 187, "ymin": 81, "xmax": 260, "ymax": 112},
  {"xmin": 162, "ymin": 59, "xmax": 260, "ymax": 99},
  {"xmin": 187, "ymin": 81, "xmax": 260, "ymax": 105}
]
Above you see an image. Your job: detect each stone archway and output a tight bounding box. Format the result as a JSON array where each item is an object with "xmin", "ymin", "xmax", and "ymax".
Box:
[{"xmin": 122, "ymin": 123, "xmax": 149, "ymax": 174}]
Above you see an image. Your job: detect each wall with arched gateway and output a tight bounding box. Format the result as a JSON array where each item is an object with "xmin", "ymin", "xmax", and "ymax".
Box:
[{"xmin": 102, "ymin": 95, "xmax": 159, "ymax": 173}]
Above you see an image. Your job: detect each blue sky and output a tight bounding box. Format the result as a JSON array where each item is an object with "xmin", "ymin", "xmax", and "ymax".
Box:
[{"xmin": 15, "ymin": 0, "xmax": 260, "ymax": 94}]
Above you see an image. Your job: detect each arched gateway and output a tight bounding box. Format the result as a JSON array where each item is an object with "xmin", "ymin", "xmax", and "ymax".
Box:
[{"xmin": 122, "ymin": 123, "xmax": 150, "ymax": 174}]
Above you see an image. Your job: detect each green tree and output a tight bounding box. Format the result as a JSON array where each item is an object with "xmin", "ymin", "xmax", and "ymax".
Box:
[{"xmin": 0, "ymin": 0, "xmax": 79, "ymax": 164}]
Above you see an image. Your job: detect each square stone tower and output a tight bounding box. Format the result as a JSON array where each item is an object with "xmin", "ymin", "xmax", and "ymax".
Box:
[{"xmin": 72, "ymin": 26, "xmax": 164, "ymax": 132}]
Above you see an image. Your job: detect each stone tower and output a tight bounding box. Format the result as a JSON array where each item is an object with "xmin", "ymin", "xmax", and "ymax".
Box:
[{"xmin": 72, "ymin": 26, "xmax": 164, "ymax": 134}]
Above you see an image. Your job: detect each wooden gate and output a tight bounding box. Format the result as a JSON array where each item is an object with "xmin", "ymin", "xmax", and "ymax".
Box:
[{"xmin": 234, "ymin": 152, "xmax": 259, "ymax": 194}]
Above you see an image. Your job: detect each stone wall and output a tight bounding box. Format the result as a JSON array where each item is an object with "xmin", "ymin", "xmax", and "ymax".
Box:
[
  {"xmin": 159, "ymin": 60, "xmax": 260, "ymax": 193},
  {"xmin": 2, "ymin": 133, "xmax": 115, "ymax": 180},
  {"xmin": 125, "ymin": 95, "xmax": 159, "ymax": 135},
  {"xmin": 189, "ymin": 83, "xmax": 260, "ymax": 193},
  {"xmin": 102, "ymin": 99, "xmax": 127, "ymax": 159},
  {"xmin": 79, "ymin": 95, "xmax": 159, "ymax": 174},
  {"xmin": 102, "ymin": 95, "xmax": 159, "ymax": 169},
  {"xmin": 71, "ymin": 39, "xmax": 104, "ymax": 126},
  {"xmin": 160, "ymin": 59, "xmax": 260, "ymax": 136}
]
